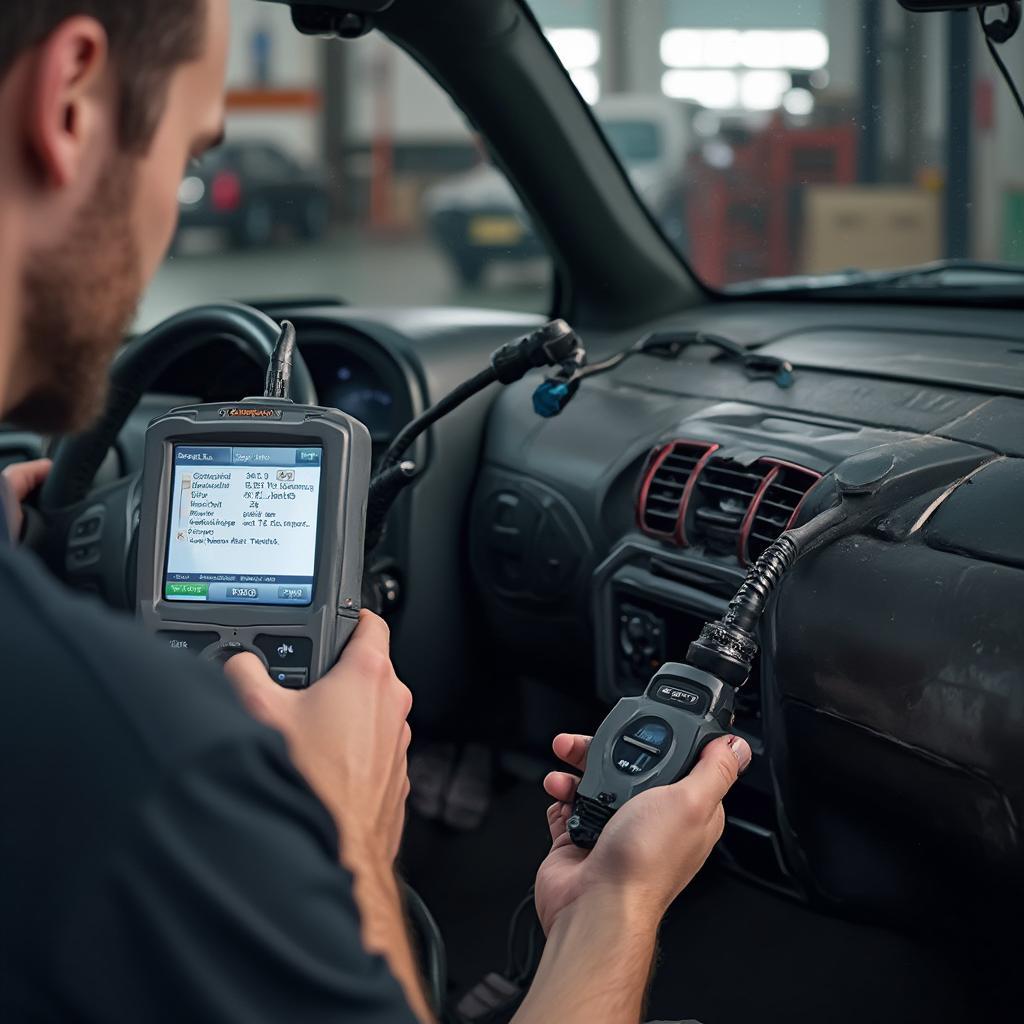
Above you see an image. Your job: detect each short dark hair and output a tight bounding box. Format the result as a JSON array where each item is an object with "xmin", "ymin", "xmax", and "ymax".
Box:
[{"xmin": 0, "ymin": 0, "xmax": 205, "ymax": 152}]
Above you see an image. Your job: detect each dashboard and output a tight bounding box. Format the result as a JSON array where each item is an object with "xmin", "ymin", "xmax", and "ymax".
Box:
[
  {"xmin": 468, "ymin": 298, "xmax": 1024, "ymax": 918},
  {"xmin": 17, "ymin": 294, "xmax": 1020, "ymax": 925}
]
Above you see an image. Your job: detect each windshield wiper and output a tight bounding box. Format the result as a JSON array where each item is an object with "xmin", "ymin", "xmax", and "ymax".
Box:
[
  {"xmin": 849, "ymin": 259, "xmax": 1024, "ymax": 289},
  {"xmin": 731, "ymin": 258, "xmax": 1024, "ymax": 296}
]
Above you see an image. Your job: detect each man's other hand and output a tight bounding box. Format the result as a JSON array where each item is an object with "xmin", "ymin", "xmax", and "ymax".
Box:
[
  {"xmin": 224, "ymin": 610, "xmax": 412, "ymax": 867},
  {"xmin": 2, "ymin": 458, "xmax": 51, "ymax": 539},
  {"xmin": 535, "ymin": 731, "xmax": 751, "ymax": 934}
]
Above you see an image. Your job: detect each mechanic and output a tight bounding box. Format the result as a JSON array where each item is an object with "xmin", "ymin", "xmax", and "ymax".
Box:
[{"xmin": 0, "ymin": 2, "xmax": 752, "ymax": 1022}]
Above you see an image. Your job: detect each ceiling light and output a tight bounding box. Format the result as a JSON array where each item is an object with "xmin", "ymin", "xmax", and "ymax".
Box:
[
  {"xmin": 660, "ymin": 29, "xmax": 703, "ymax": 68},
  {"xmin": 703, "ymin": 30, "xmax": 742, "ymax": 68},
  {"xmin": 662, "ymin": 69, "xmax": 739, "ymax": 110},
  {"xmin": 740, "ymin": 31, "xmax": 785, "ymax": 69},
  {"xmin": 783, "ymin": 30, "xmax": 829, "ymax": 70},
  {"xmin": 741, "ymin": 70, "xmax": 792, "ymax": 110}
]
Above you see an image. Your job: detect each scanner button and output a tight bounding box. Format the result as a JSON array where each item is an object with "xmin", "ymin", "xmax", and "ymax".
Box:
[
  {"xmin": 156, "ymin": 630, "xmax": 219, "ymax": 655},
  {"xmin": 210, "ymin": 641, "xmax": 269, "ymax": 668},
  {"xmin": 273, "ymin": 669, "xmax": 309, "ymax": 689},
  {"xmin": 254, "ymin": 635, "xmax": 313, "ymax": 671}
]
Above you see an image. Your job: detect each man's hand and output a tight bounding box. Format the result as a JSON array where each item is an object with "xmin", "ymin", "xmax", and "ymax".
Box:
[
  {"xmin": 2, "ymin": 458, "xmax": 51, "ymax": 539},
  {"xmin": 535, "ymin": 731, "xmax": 751, "ymax": 934},
  {"xmin": 512, "ymin": 733, "xmax": 751, "ymax": 1024},
  {"xmin": 224, "ymin": 610, "xmax": 412, "ymax": 866},
  {"xmin": 226, "ymin": 612, "xmax": 431, "ymax": 1022}
]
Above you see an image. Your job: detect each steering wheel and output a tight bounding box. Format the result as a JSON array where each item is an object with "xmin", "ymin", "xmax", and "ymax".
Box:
[{"xmin": 35, "ymin": 302, "xmax": 318, "ymax": 609}]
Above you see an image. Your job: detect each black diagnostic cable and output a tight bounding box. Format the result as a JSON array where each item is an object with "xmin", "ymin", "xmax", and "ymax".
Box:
[
  {"xmin": 503, "ymin": 887, "xmax": 541, "ymax": 986},
  {"xmin": 375, "ymin": 320, "xmax": 583, "ymax": 476},
  {"xmin": 686, "ymin": 502, "xmax": 849, "ymax": 679},
  {"xmin": 452, "ymin": 888, "xmax": 540, "ymax": 1023},
  {"xmin": 364, "ymin": 320, "xmax": 585, "ymax": 550},
  {"xmin": 377, "ymin": 366, "xmax": 496, "ymax": 478},
  {"xmin": 263, "ymin": 319, "xmax": 297, "ymax": 399},
  {"xmin": 978, "ymin": 3, "xmax": 1024, "ymax": 121},
  {"xmin": 558, "ymin": 328, "xmax": 795, "ymax": 393},
  {"xmin": 365, "ymin": 324, "xmax": 789, "ymax": 551}
]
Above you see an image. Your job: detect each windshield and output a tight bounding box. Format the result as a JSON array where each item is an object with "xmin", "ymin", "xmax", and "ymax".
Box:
[
  {"xmin": 139, "ymin": 2, "xmax": 553, "ymax": 331},
  {"xmin": 532, "ymin": 0, "xmax": 1024, "ymax": 291}
]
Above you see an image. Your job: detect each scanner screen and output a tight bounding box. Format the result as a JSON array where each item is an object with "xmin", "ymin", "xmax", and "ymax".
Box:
[{"xmin": 163, "ymin": 444, "xmax": 322, "ymax": 607}]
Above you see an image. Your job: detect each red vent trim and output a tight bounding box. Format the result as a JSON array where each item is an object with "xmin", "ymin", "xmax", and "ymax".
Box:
[
  {"xmin": 738, "ymin": 458, "xmax": 822, "ymax": 565},
  {"xmin": 637, "ymin": 440, "xmax": 719, "ymax": 545}
]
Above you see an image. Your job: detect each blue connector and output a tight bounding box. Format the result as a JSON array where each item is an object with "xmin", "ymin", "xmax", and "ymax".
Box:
[{"xmin": 532, "ymin": 379, "xmax": 573, "ymax": 418}]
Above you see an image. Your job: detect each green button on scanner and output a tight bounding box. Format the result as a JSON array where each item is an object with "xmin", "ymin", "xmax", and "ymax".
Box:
[{"xmin": 165, "ymin": 582, "xmax": 209, "ymax": 598}]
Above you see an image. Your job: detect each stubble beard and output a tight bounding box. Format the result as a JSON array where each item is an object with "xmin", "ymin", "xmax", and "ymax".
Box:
[{"xmin": 10, "ymin": 157, "xmax": 143, "ymax": 434}]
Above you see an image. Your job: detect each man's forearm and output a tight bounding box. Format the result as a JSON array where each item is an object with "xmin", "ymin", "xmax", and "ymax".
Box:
[
  {"xmin": 512, "ymin": 892, "xmax": 661, "ymax": 1024},
  {"xmin": 348, "ymin": 855, "xmax": 435, "ymax": 1023}
]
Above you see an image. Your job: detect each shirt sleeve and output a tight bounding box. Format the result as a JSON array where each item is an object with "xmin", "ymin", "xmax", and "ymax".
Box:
[{"xmin": 51, "ymin": 736, "xmax": 419, "ymax": 1024}]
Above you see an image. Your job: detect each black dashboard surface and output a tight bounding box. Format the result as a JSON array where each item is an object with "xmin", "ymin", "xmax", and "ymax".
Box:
[
  {"xmin": 83, "ymin": 295, "xmax": 1024, "ymax": 924},
  {"xmin": 469, "ymin": 297, "xmax": 1024, "ymax": 918}
]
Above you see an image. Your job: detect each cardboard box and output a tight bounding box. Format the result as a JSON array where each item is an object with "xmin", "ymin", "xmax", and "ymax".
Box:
[{"xmin": 800, "ymin": 186, "xmax": 942, "ymax": 274}]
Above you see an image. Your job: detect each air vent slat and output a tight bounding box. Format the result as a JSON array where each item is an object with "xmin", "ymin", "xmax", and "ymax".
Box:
[
  {"xmin": 687, "ymin": 455, "xmax": 765, "ymax": 558},
  {"xmin": 637, "ymin": 440, "xmax": 716, "ymax": 542},
  {"xmin": 695, "ymin": 507, "xmax": 745, "ymax": 525},
  {"xmin": 744, "ymin": 463, "xmax": 821, "ymax": 563},
  {"xmin": 766, "ymin": 483, "xmax": 809, "ymax": 500},
  {"xmin": 758, "ymin": 497, "xmax": 800, "ymax": 514},
  {"xmin": 701, "ymin": 465, "xmax": 761, "ymax": 484},
  {"xmin": 697, "ymin": 481, "xmax": 758, "ymax": 499},
  {"xmin": 645, "ymin": 513, "xmax": 678, "ymax": 527}
]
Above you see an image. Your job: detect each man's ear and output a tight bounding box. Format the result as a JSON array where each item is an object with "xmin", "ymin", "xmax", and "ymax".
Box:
[{"xmin": 24, "ymin": 16, "xmax": 111, "ymax": 189}]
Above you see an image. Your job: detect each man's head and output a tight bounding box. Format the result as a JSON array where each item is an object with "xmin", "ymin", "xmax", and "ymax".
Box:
[{"xmin": 0, "ymin": 0, "xmax": 228, "ymax": 432}]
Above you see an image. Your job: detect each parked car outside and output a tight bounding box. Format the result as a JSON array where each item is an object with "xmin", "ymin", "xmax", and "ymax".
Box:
[
  {"xmin": 424, "ymin": 94, "xmax": 693, "ymax": 284},
  {"xmin": 175, "ymin": 140, "xmax": 330, "ymax": 250}
]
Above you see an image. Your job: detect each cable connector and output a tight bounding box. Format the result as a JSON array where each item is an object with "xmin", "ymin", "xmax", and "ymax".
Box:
[
  {"xmin": 263, "ymin": 319, "xmax": 297, "ymax": 400},
  {"xmin": 532, "ymin": 342, "xmax": 586, "ymax": 418},
  {"xmin": 490, "ymin": 319, "xmax": 582, "ymax": 385},
  {"xmin": 532, "ymin": 378, "xmax": 577, "ymax": 417}
]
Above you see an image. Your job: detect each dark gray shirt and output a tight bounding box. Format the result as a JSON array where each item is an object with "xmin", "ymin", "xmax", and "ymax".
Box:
[{"xmin": 0, "ymin": 539, "xmax": 416, "ymax": 1022}]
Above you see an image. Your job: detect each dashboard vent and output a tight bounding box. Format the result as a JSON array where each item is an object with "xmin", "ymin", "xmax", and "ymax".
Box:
[
  {"xmin": 743, "ymin": 461, "xmax": 821, "ymax": 564},
  {"xmin": 637, "ymin": 440, "xmax": 716, "ymax": 542},
  {"xmin": 689, "ymin": 456, "xmax": 766, "ymax": 558}
]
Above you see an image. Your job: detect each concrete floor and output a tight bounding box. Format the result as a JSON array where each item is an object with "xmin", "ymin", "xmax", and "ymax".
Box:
[{"xmin": 137, "ymin": 228, "xmax": 551, "ymax": 331}]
